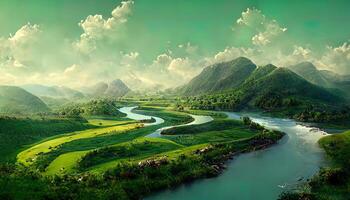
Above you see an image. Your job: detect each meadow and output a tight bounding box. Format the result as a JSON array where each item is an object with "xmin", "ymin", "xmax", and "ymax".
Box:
[{"xmin": 0, "ymin": 102, "xmax": 284, "ymax": 199}]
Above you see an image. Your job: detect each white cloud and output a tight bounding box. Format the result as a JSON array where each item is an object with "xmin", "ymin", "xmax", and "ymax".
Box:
[
  {"xmin": 64, "ymin": 64, "xmax": 81, "ymax": 74},
  {"xmin": 178, "ymin": 42, "xmax": 198, "ymax": 55},
  {"xmin": 74, "ymin": 0, "xmax": 134, "ymax": 54},
  {"xmin": 0, "ymin": 23, "xmax": 41, "ymax": 68},
  {"xmin": 319, "ymin": 43, "xmax": 350, "ymax": 74},
  {"xmin": 168, "ymin": 57, "xmax": 193, "ymax": 78},
  {"xmin": 120, "ymin": 51, "xmax": 139, "ymax": 68},
  {"xmin": 9, "ymin": 23, "xmax": 41, "ymax": 46},
  {"xmin": 236, "ymin": 8, "xmax": 287, "ymax": 46}
]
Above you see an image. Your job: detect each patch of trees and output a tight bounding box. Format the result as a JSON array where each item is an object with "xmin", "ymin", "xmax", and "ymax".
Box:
[
  {"xmin": 294, "ymin": 106, "xmax": 350, "ymax": 122},
  {"xmin": 57, "ymin": 99, "xmax": 126, "ymax": 118}
]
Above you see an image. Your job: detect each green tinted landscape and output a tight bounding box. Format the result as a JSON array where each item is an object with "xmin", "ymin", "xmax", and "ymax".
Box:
[{"xmin": 0, "ymin": 0, "xmax": 349, "ymax": 199}]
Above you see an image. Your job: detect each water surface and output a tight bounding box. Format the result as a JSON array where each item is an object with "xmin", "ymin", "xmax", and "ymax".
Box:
[{"xmin": 146, "ymin": 112, "xmax": 327, "ymax": 200}]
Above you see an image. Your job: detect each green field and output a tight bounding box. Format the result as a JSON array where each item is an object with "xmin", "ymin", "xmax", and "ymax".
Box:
[{"xmin": 0, "ymin": 103, "xmax": 284, "ymax": 200}]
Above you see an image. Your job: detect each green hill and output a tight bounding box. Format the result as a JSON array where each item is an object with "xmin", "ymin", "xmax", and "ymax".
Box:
[
  {"xmin": 181, "ymin": 57, "xmax": 257, "ymax": 95},
  {"xmin": 0, "ymin": 86, "xmax": 49, "ymax": 114},
  {"xmin": 287, "ymin": 62, "xmax": 350, "ymax": 98},
  {"xmin": 287, "ymin": 62, "xmax": 332, "ymax": 87},
  {"xmin": 183, "ymin": 61, "xmax": 348, "ymax": 122},
  {"xmin": 237, "ymin": 66, "xmax": 340, "ymax": 109}
]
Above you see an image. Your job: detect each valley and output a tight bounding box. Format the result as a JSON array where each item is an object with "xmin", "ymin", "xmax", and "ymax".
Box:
[{"xmin": 0, "ymin": 57, "xmax": 349, "ymax": 200}]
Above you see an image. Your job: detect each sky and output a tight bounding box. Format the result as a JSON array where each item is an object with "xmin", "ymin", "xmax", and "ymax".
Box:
[{"xmin": 0, "ymin": 0, "xmax": 349, "ymax": 90}]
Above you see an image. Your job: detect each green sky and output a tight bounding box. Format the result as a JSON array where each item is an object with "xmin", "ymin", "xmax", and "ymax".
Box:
[{"xmin": 0, "ymin": 0, "xmax": 349, "ymax": 88}]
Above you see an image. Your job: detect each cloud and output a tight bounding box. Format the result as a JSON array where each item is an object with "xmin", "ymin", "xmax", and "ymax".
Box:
[
  {"xmin": 120, "ymin": 51, "xmax": 139, "ymax": 68},
  {"xmin": 167, "ymin": 57, "xmax": 194, "ymax": 79},
  {"xmin": 236, "ymin": 8, "xmax": 287, "ymax": 46},
  {"xmin": 319, "ymin": 43, "xmax": 350, "ymax": 74},
  {"xmin": 74, "ymin": 0, "xmax": 134, "ymax": 54},
  {"xmin": 9, "ymin": 23, "xmax": 41, "ymax": 46},
  {"xmin": 0, "ymin": 23, "xmax": 41, "ymax": 68},
  {"xmin": 178, "ymin": 42, "xmax": 198, "ymax": 55}
]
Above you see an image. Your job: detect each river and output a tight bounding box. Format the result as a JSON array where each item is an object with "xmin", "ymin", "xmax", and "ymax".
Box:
[{"xmin": 119, "ymin": 107, "xmax": 327, "ymax": 200}]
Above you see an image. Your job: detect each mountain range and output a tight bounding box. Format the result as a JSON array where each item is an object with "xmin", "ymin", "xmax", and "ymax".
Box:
[
  {"xmin": 0, "ymin": 86, "xmax": 49, "ymax": 114},
  {"xmin": 180, "ymin": 57, "xmax": 345, "ymax": 111},
  {"xmin": 21, "ymin": 84, "xmax": 85, "ymax": 99},
  {"xmin": 80, "ymin": 79, "xmax": 131, "ymax": 98},
  {"xmin": 287, "ymin": 62, "xmax": 350, "ymax": 97}
]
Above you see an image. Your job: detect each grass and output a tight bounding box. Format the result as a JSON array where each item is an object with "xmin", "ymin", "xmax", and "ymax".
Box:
[
  {"xmin": 17, "ymin": 122, "xmax": 140, "ymax": 166},
  {"xmin": 18, "ymin": 106, "xmax": 194, "ymax": 174},
  {"xmin": 45, "ymin": 151, "xmax": 88, "ymax": 176},
  {"xmin": 0, "ymin": 102, "xmax": 287, "ymax": 200},
  {"xmin": 0, "ymin": 116, "xmax": 93, "ymax": 163},
  {"xmin": 84, "ymin": 137, "xmax": 184, "ymax": 173},
  {"xmin": 161, "ymin": 119, "xmax": 259, "ymax": 146}
]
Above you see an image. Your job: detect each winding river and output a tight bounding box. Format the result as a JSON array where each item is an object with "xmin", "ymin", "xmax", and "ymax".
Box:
[
  {"xmin": 119, "ymin": 107, "xmax": 328, "ymax": 200},
  {"xmin": 118, "ymin": 106, "xmax": 213, "ymax": 137}
]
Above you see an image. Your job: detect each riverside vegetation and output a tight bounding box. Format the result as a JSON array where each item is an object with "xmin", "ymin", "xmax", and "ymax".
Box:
[{"xmin": 0, "ymin": 99, "xmax": 283, "ymax": 200}]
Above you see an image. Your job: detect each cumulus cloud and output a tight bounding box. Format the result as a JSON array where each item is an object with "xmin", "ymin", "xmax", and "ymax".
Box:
[
  {"xmin": 9, "ymin": 23, "xmax": 41, "ymax": 46},
  {"xmin": 74, "ymin": 0, "xmax": 134, "ymax": 54},
  {"xmin": 236, "ymin": 8, "xmax": 287, "ymax": 46},
  {"xmin": 318, "ymin": 43, "xmax": 350, "ymax": 74},
  {"xmin": 0, "ymin": 23, "xmax": 41, "ymax": 68}
]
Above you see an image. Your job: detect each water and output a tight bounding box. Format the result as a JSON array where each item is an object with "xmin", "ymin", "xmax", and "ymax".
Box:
[
  {"xmin": 146, "ymin": 112, "xmax": 327, "ymax": 200},
  {"xmin": 118, "ymin": 106, "xmax": 164, "ymax": 126},
  {"xmin": 118, "ymin": 106, "xmax": 213, "ymax": 138},
  {"xmin": 147, "ymin": 114, "xmax": 213, "ymax": 138}
]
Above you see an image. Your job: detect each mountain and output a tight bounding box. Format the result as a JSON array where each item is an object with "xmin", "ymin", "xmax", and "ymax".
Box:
[
  {"xmin": 82, "ymin": 79, "xmax": 131, "ymax": 98},
  {"xmin": 181, "ymin": 57, "xmax": 257, "ymax": 95},
  {"xmin": 21, "ymin": 84, "xmax": 85, "ymax": 99},
  {"xmin": 287, "ymin": 62, "xmax": 333, "ymax": 88},
  {"xmin": 236, "ymin": 66, "xmax": 340, "ymax": 108},
  {"xmin": 182, "ymin": 58, "xmax": 344, "ymax": 114},
  {"xmin": 104, "ymin": 79, "xmax": 131, "ymax": 97},
  {"xmin": 0, "ymin": 85, "xmax": 49, "ymax": 114},
  {"xmin": 287, "ymin": 62, "xmax": 350, "ymax": 97}
]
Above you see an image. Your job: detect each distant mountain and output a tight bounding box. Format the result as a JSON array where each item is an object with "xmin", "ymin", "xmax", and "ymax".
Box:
[
  {"xmin": 122, "ymin": 72, "xmax": 166, "ymax": 92},
  {"xmin": 82, "ymin": 79, "xmax": 131, "ymax": 98},
  {"xmin": 181, "ymin": 57, "xmax": 257, "ymax": 95},
  {"xmin": 287, "ymin": 62, "xmax": 333, "ymax": 88},
  {"xmin": 287, "ymin": 62, "xmax": 350, "ymax": 97},
  {"xmin": 0, "ymin": 85, "xmax": 49, "ymax": 114},
  {"xmin": 182, "ymin": 58, "xmax": 344, "ymax": 114},
  {"xmin": 236, "ymin": 66, "xmax": 340, "ymax": 108},
  {"xmin": 21, "ymin": 84, "xmax": 85, "ymax": 99},
  {"xmin": 104, "ymin": 79, "xmax": 131, "ymax": 97}
]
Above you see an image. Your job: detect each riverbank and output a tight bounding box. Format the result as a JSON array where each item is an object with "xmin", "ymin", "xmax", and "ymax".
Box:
[
  {"xmin": 279, "ymin": 130, "xmax": 350, "ymax": 200},
  {"xmin": 0, "ymin": 105, "xmax": 285, "ymax": 200}
]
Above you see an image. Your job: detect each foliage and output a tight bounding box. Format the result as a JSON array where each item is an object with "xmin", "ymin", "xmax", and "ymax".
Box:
[
  {"xmin": 0, "ymin": 116, "xmax": 92, "ymax": 163},
  {"xmin": 57, "ymin": 99, "xmax": 126, "ymax": 118}
]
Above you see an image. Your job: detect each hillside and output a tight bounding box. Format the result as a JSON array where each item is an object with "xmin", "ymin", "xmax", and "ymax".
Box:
[
  {"xmin": 287, "ymin": 62, "xmax": 350, "ymax": 97},
  {"xmin": 0, "ymin": 86, "xmax": 50, "ymax": 114},
  {"xmin": 183, "ymin": 61, "xmax": 348, "ymax": 122},
  {"xmin": 287, "ymin": 62, "xmax": 332, "ymax": 87},
  {"xmin": 21, "ymin": 84, "xmax": 85, "ymax": 99},
  {"xmin": 82, "ymin": 79, "xmax": 131, "ymax": 98},
  {"xmin": 238, "ymin": 67, "xmax": 340, "ymax": 108},
  {"xmin": 181, "ymin": 57, "xmax": 257, "ymax": 95}
]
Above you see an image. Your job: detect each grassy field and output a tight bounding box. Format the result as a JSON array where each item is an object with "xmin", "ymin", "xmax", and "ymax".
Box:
[
  {"xmin": 17, "ymin": 120, "xmax": 139, "ymax": 166},
  {"xmin": 0, "ymin": 116, "xmax": 93, "ymax": 163},
  {"xmin": 1, "ymin": 103, "xmax": 285, "ymax": 200}
]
